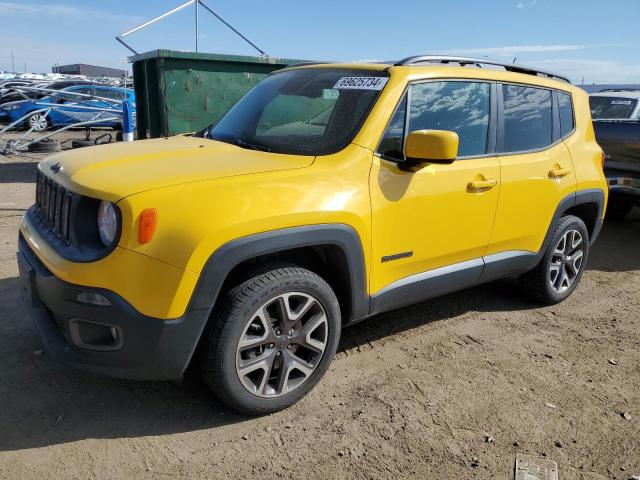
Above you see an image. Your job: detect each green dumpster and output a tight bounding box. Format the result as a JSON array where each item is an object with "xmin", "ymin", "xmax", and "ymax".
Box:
[{"xmin": 131, "ymin": 50, "xmax": 307, "ymax": 139}]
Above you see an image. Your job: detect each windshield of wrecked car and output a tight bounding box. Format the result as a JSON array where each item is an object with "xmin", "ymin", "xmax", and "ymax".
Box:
[
  {"xmin": 590, "ymin": 96, "xmax": 638, "ymax": 119},
  {"xmin": 206, "ymin": 68, "xmax": 389, "ymax": 155}
]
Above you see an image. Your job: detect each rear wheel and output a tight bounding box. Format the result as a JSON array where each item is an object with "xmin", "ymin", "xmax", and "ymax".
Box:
[
  {"xmin": 201, "ymin": 267, "xmax": 341, "ymax": 415},
  {"xmin": 519, "ymin": 215, "xmax": 589, "ymax": 304}
]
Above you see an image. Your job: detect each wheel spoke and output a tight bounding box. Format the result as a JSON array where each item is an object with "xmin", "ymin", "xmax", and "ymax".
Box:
[
  {"xmin": 238, "ymin": 349, "xmax": 276, "ymax": 376},
  {"xmin": 288, "ymin": 353, "xmax": 315, "ymax": 377},
  {"xmin": 238, "ymin": 307, "xmax": 276, "ymax": 350},
  {"xmin": 566, "ymin": 250, "xmax": 584, "ymax": 277},
  {"xmin": 569, "ymin": 233, "xmax": 583, "ymax": 255},
  {"xmin": 274, "ymin": 353, "xmax": 292, "ymax": 395}
]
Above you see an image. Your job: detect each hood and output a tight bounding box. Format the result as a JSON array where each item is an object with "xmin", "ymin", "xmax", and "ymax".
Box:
[{"xmin": 39, "ymin": 136, "xmax": 315, "ymax": 202}]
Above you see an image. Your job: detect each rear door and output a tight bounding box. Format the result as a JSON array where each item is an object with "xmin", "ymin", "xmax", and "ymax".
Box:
[{"xmin": 486, "ymin": 83, "xmax": 577, "ymax": 257}]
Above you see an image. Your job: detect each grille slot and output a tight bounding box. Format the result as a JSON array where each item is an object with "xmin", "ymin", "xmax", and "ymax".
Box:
[{"xmin": 35, "ymin": 171, "xmax": 72, "ymax": 245}]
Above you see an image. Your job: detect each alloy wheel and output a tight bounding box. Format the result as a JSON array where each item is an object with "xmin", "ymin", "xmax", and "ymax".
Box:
[
  {"xmin": 29, "ymin": 114, "xmax": 48, "ymax": 132},
  {"xmin": 549, "ymin": 229, "xmax": 584, "ymax": 293},
  {"xmin": 235, "ymin": 292, "xmax": 329, "ymax": 398}
]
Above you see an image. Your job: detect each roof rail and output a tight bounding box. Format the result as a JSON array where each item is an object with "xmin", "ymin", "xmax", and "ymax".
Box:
[{"xmin": 394, "ymin": 55, "xmax": 571, "ymax": 84}]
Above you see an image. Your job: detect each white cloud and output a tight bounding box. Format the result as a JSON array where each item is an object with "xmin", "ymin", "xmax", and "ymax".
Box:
[
  {"xmin": 444, "ymin": 45, "xmax": 587, "ymax": 57},
  {"xmin": 0, "ymin": 1, "xmax": 135, "ymax": 22},
  {"xmin": 516, "ymin": 2, "xmax": 525, "ymax": 8},
  {"xmin": 531, "ymin": 59, "xmax": 640, "ymax": 84}
]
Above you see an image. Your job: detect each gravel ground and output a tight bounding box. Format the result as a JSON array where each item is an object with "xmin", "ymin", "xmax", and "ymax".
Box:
[{"xmin": 0, "ymin": 155, "xmax": 638, "ymax": 480}]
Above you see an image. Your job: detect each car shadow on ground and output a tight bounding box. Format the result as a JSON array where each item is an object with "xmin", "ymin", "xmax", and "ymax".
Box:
[
  {"xmin": 586, "ymin": 207, "xmax": 640, "ymax": 272},
  {"xmin": 0, "ymin": 161, "xmax": 38, "ymax": 183},
  {"xmin": 0, "ymin": 210, "xmax": 638, "ymax": 452}
]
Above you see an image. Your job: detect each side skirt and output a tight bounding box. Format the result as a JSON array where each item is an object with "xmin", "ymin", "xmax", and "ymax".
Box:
[{"xmin": 369, "ymin": 251, "xmax": 538, "ymax": 316}]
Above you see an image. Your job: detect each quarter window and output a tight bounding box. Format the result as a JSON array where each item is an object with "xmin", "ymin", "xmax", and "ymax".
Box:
[
  {"xmin": 408, "ymin": 81, "xmax": 491, "ymax": 157},
  {"xmin": 378, "ymin": 95, "xmax": 407, "ymax": 161},
  {"xmin": 558, "ymin": 92, "xmax": 574, "ymax": 137},
  {"xmin": 501, "ymin": 84, "xmax": 552, "ymax": 152}
]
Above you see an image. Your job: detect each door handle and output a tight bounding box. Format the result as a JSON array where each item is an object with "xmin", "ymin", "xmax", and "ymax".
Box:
[
  {"xmin": 467, "ymin": 178, "xmax": 498, "ymax": 191},
  {"xmin": 549, "ymin": 167, "xmax": 571, "ymax": 178}
]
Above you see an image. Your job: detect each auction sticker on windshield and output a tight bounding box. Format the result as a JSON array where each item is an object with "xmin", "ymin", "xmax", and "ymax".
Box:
[{"xmin": 333, "ymin": 77, "xmax": 388, "ymax": 90}]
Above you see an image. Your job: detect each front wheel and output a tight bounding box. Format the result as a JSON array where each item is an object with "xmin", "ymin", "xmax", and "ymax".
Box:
[
  {"xmin": 519, "ymin": 215, "xmax": 589, "ymax": 304},
  {"xmin": 201, "ymin": 267, "xmax": 341, "ymax": 415}
]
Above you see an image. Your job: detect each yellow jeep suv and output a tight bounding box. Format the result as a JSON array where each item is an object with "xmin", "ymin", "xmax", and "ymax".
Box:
[{"xmin": 17, "ymin": 56, "xmax": 607, "ymax": 414}]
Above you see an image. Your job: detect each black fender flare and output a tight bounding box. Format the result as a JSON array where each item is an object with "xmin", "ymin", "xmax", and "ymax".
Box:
[
  {"xmin": 186, "ymin": 223, "xmax": 370, "ymax": 322},
  {"xmin": 547, "ymin": 188, "xmax": 606, "ymax": 248}
]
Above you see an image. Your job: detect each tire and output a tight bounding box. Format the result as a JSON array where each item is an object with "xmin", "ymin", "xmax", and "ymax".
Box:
[
  {"xmin": 27, "ymin": 112, "xmax": 49, "ymax": 132},
  {"xmin": 201, "ymin": 266, "xmax": 341, "ymax": 415},
  {"xmin": 519, "ymin": 215, "xmax": 589, "ymax": 305},
  {"xmin": 605, "ymin": 193, "xmax": 634, "ymax": 221},
  {"xmin": 27, "ymin": 138, "xmax": 61, "ymax": 153},
  {"xmin": 71, "ymin": 139, "xmax": 94, "ymax": 149}
]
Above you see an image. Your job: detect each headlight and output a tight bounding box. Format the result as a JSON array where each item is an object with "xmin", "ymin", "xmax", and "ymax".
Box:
[
  {"xmin": 6, "ymin": 105, "xmax": 20, "ymax": 111},
  {"xmin": 97, "ymin": 201, "xmax": 118, "ymax": 246}
]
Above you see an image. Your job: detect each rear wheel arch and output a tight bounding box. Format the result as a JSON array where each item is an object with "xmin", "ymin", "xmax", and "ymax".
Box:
[{"xmin": 543, "ymin": 189, "xmax": 605, "ymax": 252}]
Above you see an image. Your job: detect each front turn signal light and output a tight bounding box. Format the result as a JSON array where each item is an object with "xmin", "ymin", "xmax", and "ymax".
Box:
[{"xmin": 138, "ymin": 208, "xmax": 157, "ymax": 244}]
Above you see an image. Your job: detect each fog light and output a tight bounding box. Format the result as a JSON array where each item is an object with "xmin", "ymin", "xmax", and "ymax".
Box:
[
  {"xmin": 77, "ymin": 292, "xmax": 111, "ymax": 306},
  {"xmin": 68, "ymin": 318, "xmax": 123, "ymax": 351}
]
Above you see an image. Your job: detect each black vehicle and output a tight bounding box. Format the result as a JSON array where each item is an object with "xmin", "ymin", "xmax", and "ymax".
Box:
[
  {"xmin": 0, "ymin": 79, "xmax": 95, "ymax": 105},
  {"xmin": 590, "ymin": 91, "xmax": 640, "ymax": 220}
]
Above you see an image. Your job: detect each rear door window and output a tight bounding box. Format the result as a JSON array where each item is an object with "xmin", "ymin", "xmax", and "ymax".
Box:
[
  {"xmin": 589, "ymin": 96, "xmax": 637, "ymax": 119},
  {"xmin": 500, "ymin": 84, "xmax": 552, "ymax": 153}
]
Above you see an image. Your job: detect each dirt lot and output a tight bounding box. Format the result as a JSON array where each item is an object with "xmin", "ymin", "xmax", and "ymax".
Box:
[{"xmin": 0, "ymin": 154, "xmax": 638, "ymax": 480}]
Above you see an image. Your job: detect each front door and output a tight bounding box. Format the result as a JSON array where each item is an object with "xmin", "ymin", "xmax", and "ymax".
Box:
[{"xmin": 369, "ymin": 80, "xmax": 500, "ymax": 296}]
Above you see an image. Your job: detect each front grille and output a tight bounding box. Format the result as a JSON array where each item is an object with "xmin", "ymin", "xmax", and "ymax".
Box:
[{"xmin": 35, "ymin": 170, "xmax": 73, "ymax": 244}]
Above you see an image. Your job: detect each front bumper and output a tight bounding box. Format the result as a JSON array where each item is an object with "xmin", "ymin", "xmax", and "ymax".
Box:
[{"xmin": 17, "ymin": 234, "xmax": 209, "ymax": 381}]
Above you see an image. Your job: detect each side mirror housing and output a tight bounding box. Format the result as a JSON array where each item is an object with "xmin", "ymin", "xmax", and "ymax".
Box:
[{"xmin": 403, "ymin": 129, "xmax": 459, "ymax": 167}]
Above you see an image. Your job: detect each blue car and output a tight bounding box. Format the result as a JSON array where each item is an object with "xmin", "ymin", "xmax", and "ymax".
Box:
[{"xmin": 0, "ymin": 85, "xmax": 135, "ymax": 131}]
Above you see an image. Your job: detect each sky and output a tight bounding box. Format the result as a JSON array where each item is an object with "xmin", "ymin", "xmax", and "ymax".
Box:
[{"xmin": 1, "ymin": 0, "xmax": 639, "ymax": 84}]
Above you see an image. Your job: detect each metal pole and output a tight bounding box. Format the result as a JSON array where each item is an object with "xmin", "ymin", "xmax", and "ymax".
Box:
[
  {"xmin": 120, "ymin": 0, "xmax": 194, "ymax": 37},
  {"xmin": 198, "ymin": 0, "xmax": 266, "ymax": 55},
  {"xmin": 195, "ymin": 0, "xmax": 199, "ymax": 52},
  {"xmin": 11, "ymin": 48, "xmax": 15, "ymax": 72}
]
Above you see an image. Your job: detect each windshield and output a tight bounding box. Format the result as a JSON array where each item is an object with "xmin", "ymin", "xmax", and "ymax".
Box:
[
  {"xmin": 205, "ymin": 68, "xmax": 388, "ymax": 155},
  {"xmin": 590, "ymin": 96, "xmax": 638, "ymax": 119}
]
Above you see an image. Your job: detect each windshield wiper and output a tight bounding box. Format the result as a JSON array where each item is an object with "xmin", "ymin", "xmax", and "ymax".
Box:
[{"xmin": 228, "ymin": 137, "xmax": 271, "ymax": 152}]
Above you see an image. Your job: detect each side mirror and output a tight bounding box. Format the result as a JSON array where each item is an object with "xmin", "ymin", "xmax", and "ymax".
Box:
[{"xmin": 403, "ymin": 130, "xmax": 459, "ymax": 168}]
